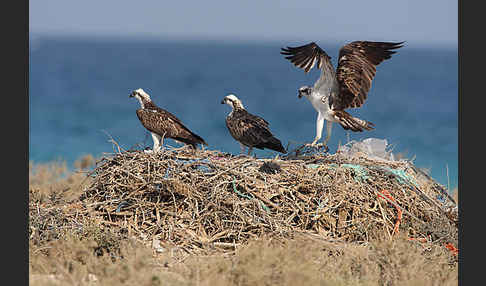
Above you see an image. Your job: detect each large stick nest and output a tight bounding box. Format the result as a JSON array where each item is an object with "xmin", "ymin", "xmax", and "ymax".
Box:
[{"xmin": 78, "ymin": 146, "xmax": 458, "ymax": 254}]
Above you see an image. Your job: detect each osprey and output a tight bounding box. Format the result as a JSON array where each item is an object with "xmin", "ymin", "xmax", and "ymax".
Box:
[
  {"xmin": 129, "ymin": 88, "xmax": 207, "ymax": 152},
  {"xmin": 281, "ymin": 41, "xmax": 404, "ymax": 148},
  {"xmin": 221, "ymin": 94, "xmax": 286, "ymax": 156}
]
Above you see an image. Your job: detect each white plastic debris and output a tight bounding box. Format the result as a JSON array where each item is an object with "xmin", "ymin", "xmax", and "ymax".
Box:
[
  {"xmin": 337, "ymin": 138, "xmax": 395, "ymax": 161},
  {"xmin": 87, "ymin": 274, "xmax": 98, "ymax": 283},
  {"xmin": 152, "ymin": 238, "xmax": 165, "ymax": 253}
]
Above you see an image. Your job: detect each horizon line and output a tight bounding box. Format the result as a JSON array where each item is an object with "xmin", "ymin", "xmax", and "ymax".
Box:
[{"xmin": 29, "ymin": 31, "xmax": 458, "ymax": 50}]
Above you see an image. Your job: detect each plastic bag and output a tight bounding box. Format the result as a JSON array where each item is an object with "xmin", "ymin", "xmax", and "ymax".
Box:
[{"xmin": 337, "ymin": 138, "xmax": 395, "ymax": 161}]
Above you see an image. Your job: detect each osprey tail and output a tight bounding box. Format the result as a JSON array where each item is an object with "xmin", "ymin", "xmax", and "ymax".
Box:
[
  {"xmin": 333, "ymin": 110, "xmax": 375, "ymax": 132},
  {"xmin": 257, "ymin": 136, "xmax": 287, "ymax": 154},
  {"xmin": 175, "ymin": 132, "xmax": 207, "ymax": 149}
]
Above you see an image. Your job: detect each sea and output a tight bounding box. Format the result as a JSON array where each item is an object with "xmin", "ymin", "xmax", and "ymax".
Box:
[{"xmin": 29, "ymin": 36, "xmax": 458, "ymax": 191}]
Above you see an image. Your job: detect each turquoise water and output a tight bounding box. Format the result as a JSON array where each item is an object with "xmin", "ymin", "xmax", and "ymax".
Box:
[{"xmin": 29, "ymin": 36, "xmax": 458, "ymax": 189}]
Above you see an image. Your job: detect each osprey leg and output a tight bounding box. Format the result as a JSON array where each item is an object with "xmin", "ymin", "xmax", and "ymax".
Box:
[
  {"xmin": 239, "ymin": 143, "xmax": 246, "ymax": 155},
  {"xmin": 323, "ymin": 121, "xmax": 333, "ymax": 146},
  {"xmin": 311, "ymin": 112, "xmax": 325, "ymax": 146},
  {"xmin": 247, "ymin": 147, "xmax": 253, "ymax": 156},
  {"xmin": 151, "ymin": 132, "xmax": 162, "ymax": 153}
]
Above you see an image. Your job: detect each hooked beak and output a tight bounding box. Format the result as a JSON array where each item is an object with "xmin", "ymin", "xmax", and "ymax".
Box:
[
  {"xmin": 129, "ymin": 93, "xmax": 134, "ymax": 98},
  {"xmin": 298, "ymin": 91, "xmax": 303, "ymax": 99},
  {"xmin": 221, "ymin": 99, "xmax": 226, "ymax": 104}
]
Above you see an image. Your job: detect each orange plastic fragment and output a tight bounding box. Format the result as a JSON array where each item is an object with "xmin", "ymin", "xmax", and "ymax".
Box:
[
  {"xmin": 445, "ymin": 242, "xmax": 459, "ymax": 256},
  {"xmin": 377, "ymin": 190, "xmax": 402, "ymax": 235},
  {"xmin": 407, "ymin": 236, "xmax": 428, "ymax": 243}
]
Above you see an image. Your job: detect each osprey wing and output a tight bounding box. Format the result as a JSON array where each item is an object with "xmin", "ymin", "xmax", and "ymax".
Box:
[
  {"xmin": 136, "ymin": 107, "xmax": 207, "ymax": 146},
  {"xmin": 226, "ymin": 111, "xmax": 273, "ymax": 146},
  {"xmin": 333, "ymin": 41, "xmax": 404, "ymax": 110},
  {"xmin": 245, "ymin": 112, "xmax": 270, "ymax": 129},
  {"xmin": 280, "ymin": 42, "xmax": 331, "ymax": 73},
  {"xmin": 281, "ymin": 42, "xmax": 336, "ymax": 97}
]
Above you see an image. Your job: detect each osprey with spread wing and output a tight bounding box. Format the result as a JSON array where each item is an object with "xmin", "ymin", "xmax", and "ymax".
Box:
[{"xmin": 281, "ymin": 41, "xmax": 404, "ymax": 148}]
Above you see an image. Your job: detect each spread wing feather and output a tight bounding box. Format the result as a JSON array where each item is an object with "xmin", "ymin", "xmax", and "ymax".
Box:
[
  {"xmin": 280, "ymin": 42, "xmax": 331, "ymax": 73},
  {"xmin": 333, "ymin": 41, "xmax": 404, "ymax": 110},
  {"xmin": 281, "ymin": 42, "xmax": 337, "ymax": 97}
]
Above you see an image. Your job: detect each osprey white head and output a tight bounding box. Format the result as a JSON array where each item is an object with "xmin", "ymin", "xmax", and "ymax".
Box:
[
  {"xmin": 221, "ymin": 94, "xmax": 244, "ymax": 110},
  {"xmin": 298, "ymin": 86, "xmax": 313, "ymax": 99},
  {"xmin": 129, "ymin": 88, "xmax": 152, "ymax": 108}
]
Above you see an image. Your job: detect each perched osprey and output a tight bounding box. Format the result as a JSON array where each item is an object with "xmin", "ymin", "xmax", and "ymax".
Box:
[
  {"xmin": 281, "ymin": 41, "xmax": 404, "ymax": 148},
  {"xmin": 129, "ymin": 88, "xmax": 207, "ymax": 152},
  {"xmin": 221, "ymin": 94, "xmax": 286, "ymax": 155}
]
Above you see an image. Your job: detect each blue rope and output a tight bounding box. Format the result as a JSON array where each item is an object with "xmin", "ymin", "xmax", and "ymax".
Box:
[
  {"xmin": 340, "ymin": 163, "xmax": 371, "ymax": 183},
  {"xmin": 231, "ymin": 179, "xmax": 270, "ymax": 212}
]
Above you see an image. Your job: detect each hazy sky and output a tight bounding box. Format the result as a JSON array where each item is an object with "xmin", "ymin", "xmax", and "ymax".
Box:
[{"xmin": 30, "ymin": 0, "xmax": 457, "ymax": 47}]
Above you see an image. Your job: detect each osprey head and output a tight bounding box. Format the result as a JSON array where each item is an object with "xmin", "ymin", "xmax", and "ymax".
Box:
[
  {"xmin": 129, "ymin": 88, "xmax": 151, "ymax": 108},
  {"xmin": 298, "ymin": 86, "xmax": 312, "ymax": 99},
  {"xmin": 221, "ymin": 94, "xmax": 244, "ymax": 109}
]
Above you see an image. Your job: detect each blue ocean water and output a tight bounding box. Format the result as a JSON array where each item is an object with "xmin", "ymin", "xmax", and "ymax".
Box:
[{"xmin": 29, "ymin": 36, "xmax": 458, "ymax": 190}]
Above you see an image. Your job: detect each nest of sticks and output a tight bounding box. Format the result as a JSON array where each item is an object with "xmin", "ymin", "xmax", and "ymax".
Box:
[{"xmin": 75, "ymin": 145, "xmax": 457, "ymax": 255}]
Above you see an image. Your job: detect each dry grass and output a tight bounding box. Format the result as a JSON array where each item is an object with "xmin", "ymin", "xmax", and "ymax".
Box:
[
  {"xmin": 29, "ymin": 233, "xmax": 457, "ymax": 286},
  {"xmin": 29, "ymin": 149, "xmax": 458, "ymax": 285},
  {"xmin": 29, "ymin": 155, "xmax": 93, "ymax": 204}
]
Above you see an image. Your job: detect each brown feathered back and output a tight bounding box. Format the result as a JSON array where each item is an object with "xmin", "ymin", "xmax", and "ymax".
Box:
[
  {"xmin": 137, "ymin": 101, "xmax": 207, "ymax": 148},
  {"xmin": 225, "ymin": 108, "xmax": 286, "ymax": 153}
]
